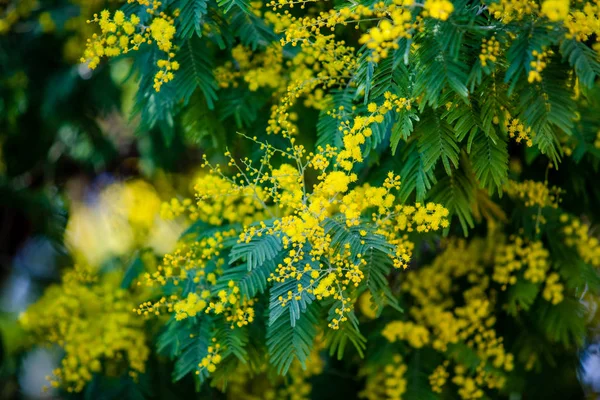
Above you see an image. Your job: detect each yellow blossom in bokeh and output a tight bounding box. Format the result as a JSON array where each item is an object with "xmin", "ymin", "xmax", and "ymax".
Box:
[
  {"xmin": 66, "ymin": 180, "xmax": 181, "ymax": 267},
  {"xmin": 19, "ymin": 268, "xmax": 149, "ymax": 393}
]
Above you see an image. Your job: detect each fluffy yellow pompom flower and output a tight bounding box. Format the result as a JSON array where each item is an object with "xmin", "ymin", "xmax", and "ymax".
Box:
[
  {"xmin": 543, "ymin": 272, "xmax": 564, "ymax": 304},
  {"xmin": 424, "ymin": 0, "xmax": 455, "ymax": 20},
  {"xmin": 382, "ymin": 320, "xmax": 431, "ymax": 348},
  {"xmin": 19, "ymin": 269, "xmax": 149, "ymax": 393},
  {"xmin": 149, "ymin": 17, "xmax": 176, "ymax": 52},
  {"xmin": 541, "ymin": 0, "xmax": 570, "ymax": 21}
]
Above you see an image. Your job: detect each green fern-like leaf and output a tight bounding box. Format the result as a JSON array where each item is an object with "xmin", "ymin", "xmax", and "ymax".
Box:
[
  {"xmin": 323, "ymin": 308, "xmax": 366, "ymax": 359},
  {"xmin": 230, "ymin": 10, "xmax": 278, "ymax": 49},
  {"xmin": 414, "ymin": 22, "xmax": 469, "ymax": 106},
  {"xmin": 218, "ymin": 0, "xmax": 251, "ymax": 14},
  {"xmin": 322, "ymin": 218, "xmax": 401, "ymax": 312},
  {"xmin": 228, "ymin": 234, "xmax": 282, "ymax": 270},
  {"xmin": 216, "ymin": 260, "xmax": 276, "ymax": 300},
  {"xmin": 181, "ymin": 93, "xmax": 227, "ymax": 148},
  {"xmin": 121, "ymin": 255, "xmax": 144, "ymax": 289},
  {"xmin": 173, "ymin": 318, "xmax": 215, "ymax": 382},
  {"xmin": 504, "ymin": 24, "xmax": 552, "ymax": 94},
  {"xmin": 354, "ymin": 50, "xmax": 376, "ymax": 102},
  {"xmin": 429, "ymin": 159, "xmax": 476, "ymax": 235},
  {"xmin": 217, "ymin": 87, "xmax": 267, "ymax": 128},
  {"xmin": 390, "ymin": 108, "xmax": 418, "ymax": 155},
  {"xmin": 518, "ymin": 64, "xmax": 575, "ymax": 165},
  {"xmin": 416, "ymin": 110, "xmax": 460, "ymax": 175},
  {"xmin": 397, "ymin": 140, "xmax": 437, "ymax": 202},
  {"xmin": 177, "ymin": 0, "xmax": 209, "ymax": 39},
  {"xmin": 404, "ymin": 350, "xmax": 443, "ymax": 400},
  {"xmin": 560, "ymin": 39, "xmax": 600, "ymax": 89},
  {"xmin": 157, "ymin": 318, "xmax": 195, "ymax": 358},
  {"xmin": 505, "ymin": 280, "xmax": 541, "ymax": 315},
  {"xmin": 266, "ymin": 302, "xmax": 319, "ymax": 374},
  {"xmin": 362, "ymin": 247, "xmax": 402, "ymax": 313},
  {"xmin": 214, "ymin": 319, "xmax": 249, "ymax": 360},
  {"xmin": 365, "ymin": 107, "xmax": 395, "ymax": 152},
  {"xmin": 323, "ymin": 218, "xmax": 394, "ymax": 257},
  {"xmin": 445, "ymin": 100, "xmax": 479, "ymax": 150},
  {"xmin": 534, "ymin": 299, "xmax": 586, "ymax": 347},
  {"xmin": 268, "ymin": 260, "xmax": 315, "ymax": 326},
  {"xmin": 369, "ymin": 48, "xmax": 411, "ymax": 101},
  {"xmin": 470, "ymin": 130, "xmax": 509, "ymax": 194},
  {"xmin": 175, "ymin": 37, "xmax": 218, "ymax": 109},
  {"xmin": 132, "ymin": 46, "xmax": 177, "ymax": 138},
  {"xmin": 316, "ymin": 88, "xmax": 355, "ymax": 149},
  {"xmin": 478, "ymin": 76, "xmax": 510, "ymax": 137}
]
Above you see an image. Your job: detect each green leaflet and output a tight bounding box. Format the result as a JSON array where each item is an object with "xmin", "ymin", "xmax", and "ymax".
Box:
[
  {"xmin": 228, "ymin": 234, "xmax": 282, "ymax": 270},
  {"xmin": 266, "ymin": 302, "xmax": 319, "ymax": 374}
]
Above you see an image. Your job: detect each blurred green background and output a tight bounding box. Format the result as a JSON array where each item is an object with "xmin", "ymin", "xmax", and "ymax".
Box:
[{"xmin": 0, "ymin": 1, "xmax": 200, "ymax": 398}]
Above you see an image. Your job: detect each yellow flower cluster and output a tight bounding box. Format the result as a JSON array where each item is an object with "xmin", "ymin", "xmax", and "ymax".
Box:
[
  {"xmin": 543, "ymin": 272, "xmax": 565, "ymax": 304},
  {"xmin": 154, "ymin": 57, "xmax": 179, "ymax": 91},
  {"xmin": 174, "ymin": 292, "xmax": 207, "ymax": 320},
  {"xmin": 82, "ymin": 10, "xmax": 145, "ymax": 69},
  {"xmin": 423, "ymin": 0, "xmax": 455, "ymax": 21},
  {"xmin": 493, "ymin": 236, "xmax": 551, "ymax": 289},
  {"xmin": 149, "ymin": 13, "xmax": 176, "ymax": 52},
  {"xmin": 267, "ymin": 35, "xmax": 357, "ymax": 136},
  {"xmin": 154, "ymin": 94, "xmax": 447, "ymax": 333},
  {"xmin": 198, "ymin": 340, "xmax": 222, "ymax": 373},
  {"xmin": 452, "ymin": 364, "xmax": 489, "ymax": 400},
  {"xmin": 399, "ymin": 238, "xmax": 515, "ymax": 398},
  {"xmin": 504, "ymin": 179, "xmax": 561, "ymax": 208},
  {"xmin": 595, "ymin": 130, "xmax": 600, "ymax": 149},
  {"xmin": 394, "ymin": 203, "xmax": 450, "ymax": 233},
  {"xmin": 358, "ymin": 292, "xmax": 378, "ymax": 319},
  {"xmin": 488, "ymin": 0, "xmax": 539, "ymax": 22},
  {"xmin": 204, "ymin": 280, "xmax": 255, "ymax": 327},
  {"xmin": 162, "ymin": 173, "xmax": 270, "ymax": 226},
  {"xmin": 281, "ymin": 5, "xmax": 380, "ymax": 46},
  {"xmin": 136, "ymin": 227, "xmax": 259, "ymax": 331},
  {"xmin": 541, "ymin": 0, "xmax": 570, "ymax": 21},
  {"xmin": 160, "ymin": 197, "xmax": 195, "ymax": 219},
  {"xmin": 259, "ymin": 164, "xmax": 440, "ymax": 325},
  {"xmin": 267, "ymin": 0, "xmax": 318, "ymax": 9},
  {"xmin": 274, "ymin": 0, "xmax": 454, "ymax": 63},
  {"xmin": 227, "ymin": 298, "xmax": 256, "ymax": 328},
  {"xmin": 82, "ymin": 2, "xmax": 178, "ymax": 92},
  {"xmin": 215, "ymin": 44, "xmax": 285, "ymax": 91},
  {"xmin": 488, "ymin": 0, "xmax": 600, "ymax": 50},
  {"xmin": 382, "ymin": 356, "xmax": 408, "ymax": 400},
  {"xmin": 561, "ymin": 215, "xmax": 600, "ymax": 267},
  {"xmin": 479, "ymin": 36, "xmax": 500, "ymax": 67},
  {"xmin": 505, "ymin": 117, "xmax": 534, "ymax": 146},
  {"xmin": 66, "ymin": 180, "xmax": 180, "ymax": 267},
  {"xmin": 429, "ymin": 363, "xmax": 449, "ymax": 393},
  {"xmin": 565, "ymin": 1, "xmax": 600, "ymax": 44},
  {"xmin": 256, "ymin": 0, "xmax": 446, "ymax": 141},
  {"xmin": 382, "ymin": 320, "xmax": 430, "ymax": 348},
  {"xmin": 358, "ymin": 7, "xmax": 418, "ymax": 63},
  {"xmin": 337, "ymin": 92, "xmax": 412, "ymax": 171},
  {"xmin": 359, "ymin": 355, "xmax": 407, "ymax": 400},
  {"xmin": 19, "ymin": 269, "xmax": 149, "ymax": 393},
  {"xmin": 139, "ymin": 236, "xmax": 225, "ymax": 289},
  {"xmin": 528, "ymin": 49, "xmax": 552, "ymax": 83}
]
